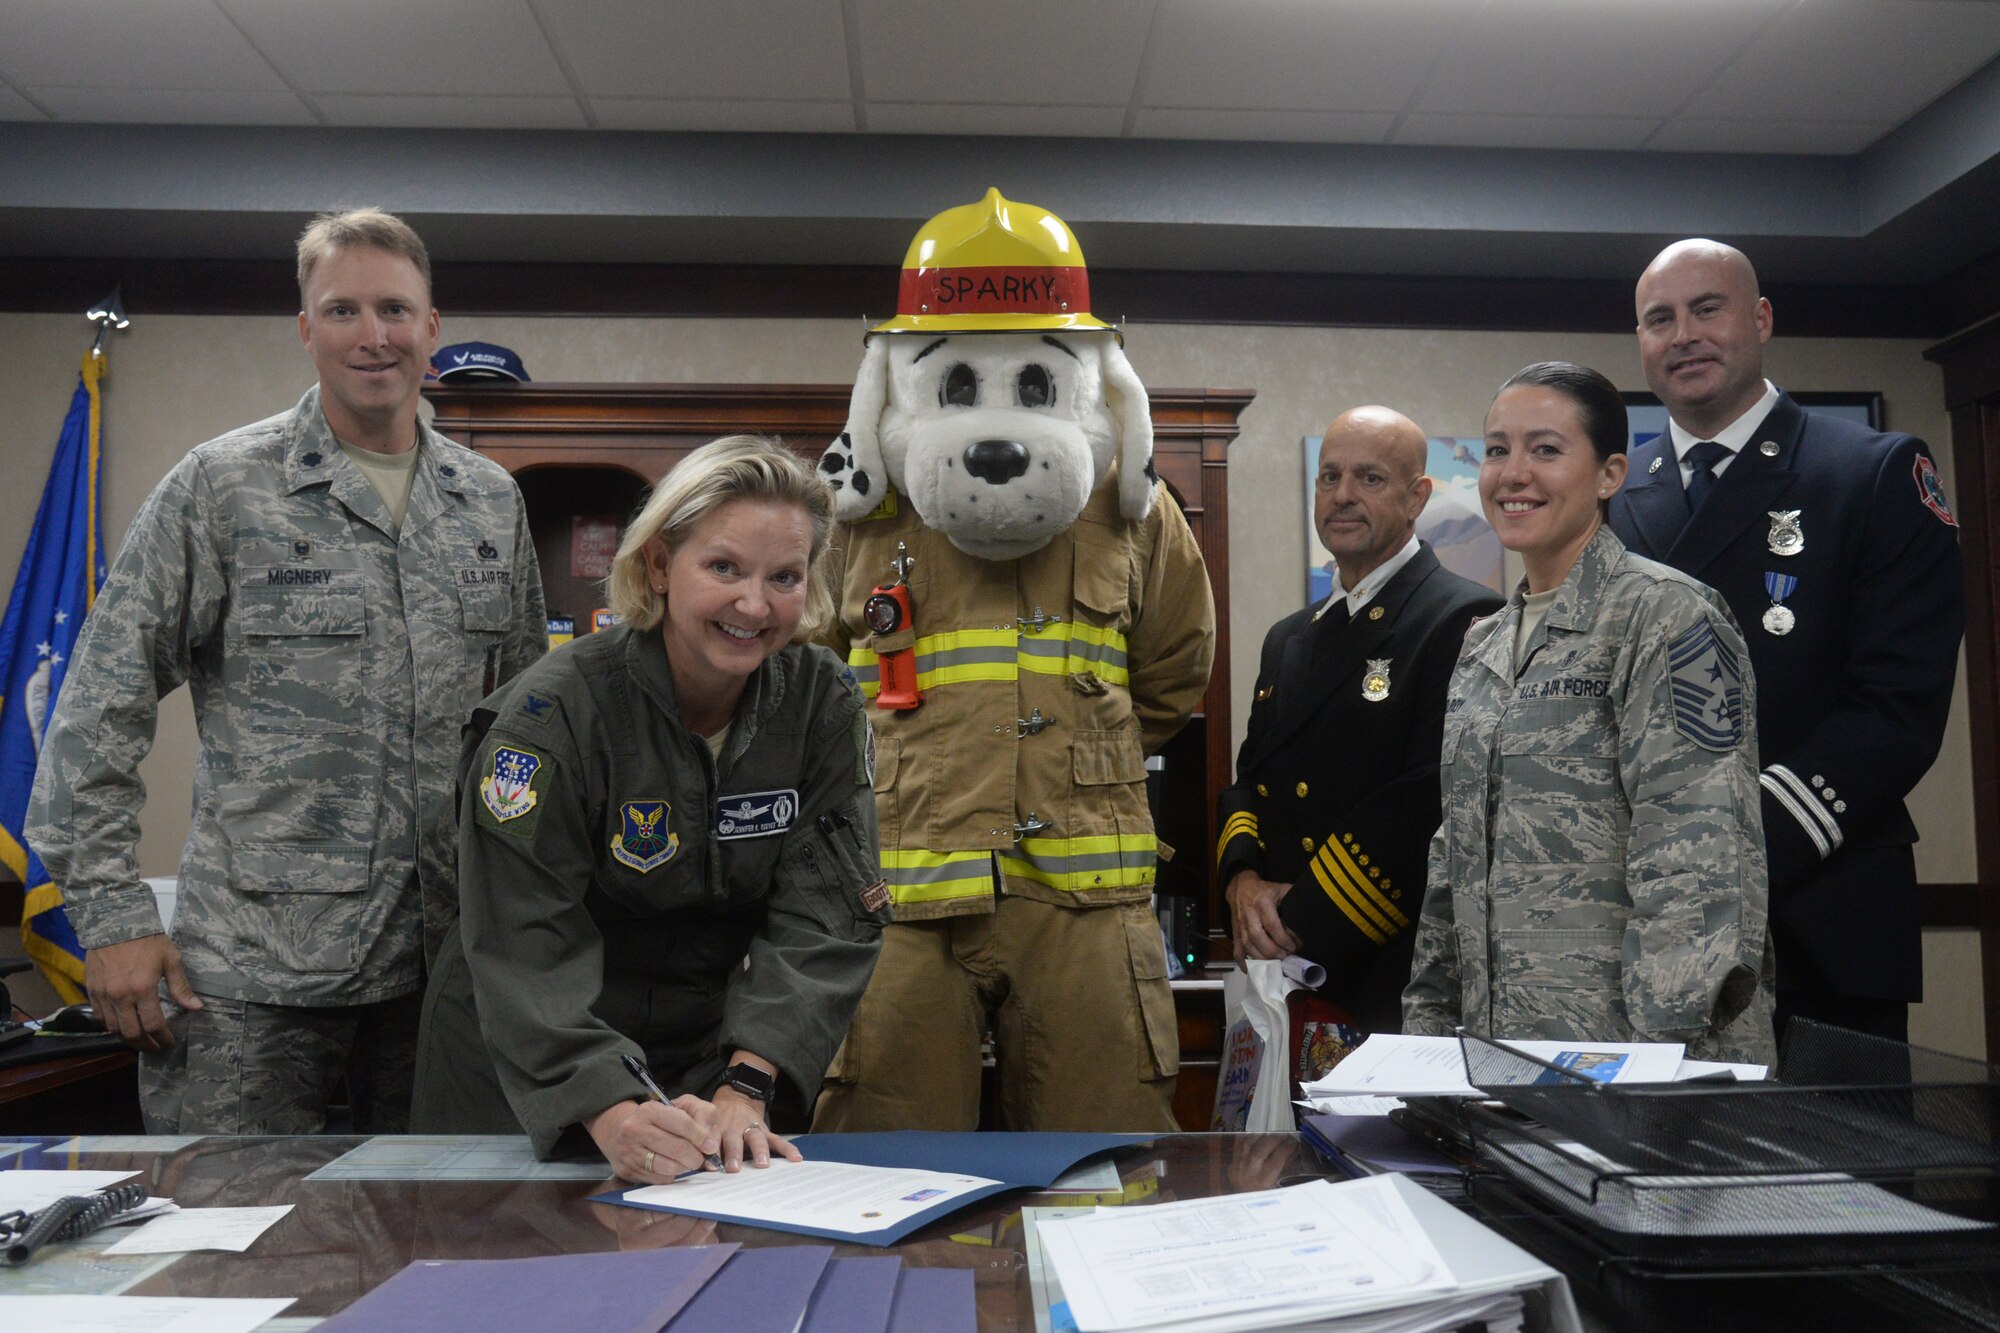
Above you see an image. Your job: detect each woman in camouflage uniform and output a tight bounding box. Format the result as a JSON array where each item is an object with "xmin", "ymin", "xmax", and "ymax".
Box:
[
  {"xmin": 1403, "ymin": 363, "xmax": 1774, "ymax": 1064},
  {"xmin": 412, "ymin": 437, "xmax": 888, "ymax": 1175}
]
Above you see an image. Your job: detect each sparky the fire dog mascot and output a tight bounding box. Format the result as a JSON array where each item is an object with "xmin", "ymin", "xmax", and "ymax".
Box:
[{"xmin": 810, "ymin": 190, "xmax": 1215, "ymax": 1132}]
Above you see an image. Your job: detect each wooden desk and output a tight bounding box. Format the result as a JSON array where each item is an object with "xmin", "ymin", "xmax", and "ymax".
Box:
[
  {"xmin": 1, "ymin": 1134, "xmax": 1987, "ymax": 1330},
  {"xmin": 0, "ymin": 1049, "xmax": 141, "ymax": 1136}
]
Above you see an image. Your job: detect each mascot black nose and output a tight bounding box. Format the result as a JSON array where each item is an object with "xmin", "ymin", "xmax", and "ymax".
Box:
[{"xmin": 963, "ymin": 439, "xmax": 1030, "ymax": 485}]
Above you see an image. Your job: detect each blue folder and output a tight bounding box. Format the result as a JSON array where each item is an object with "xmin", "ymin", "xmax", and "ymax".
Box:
[{"xmin": 593, "ymin": 1131, "xmax": 1156, "ymax": 1246}]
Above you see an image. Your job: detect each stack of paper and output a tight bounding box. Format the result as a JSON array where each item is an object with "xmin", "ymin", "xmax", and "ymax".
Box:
[
  {"xmin": 311, "ymin": 1243, "xmax": 976, "ymax": 1333},
  {"xmin": 1027, "ymin": 1174, "xmax": 1580, "ymax": 1333}
]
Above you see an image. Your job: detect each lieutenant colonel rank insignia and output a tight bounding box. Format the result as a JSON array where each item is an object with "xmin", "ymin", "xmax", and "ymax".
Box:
[
  {"xmin": 1667, "ymin": 620, "xmax": 1745, "ymax": 751},
  {"xmin": 480, "ymin": 746, "xmax": 544, "ymax": 824},
  {"xmin": 1362, "ymin": 659, "xmax": 1392, "ymax": 703},
  {"xmin": 612, "ymin": 801, "xmax": 679, "ymax": 872}
]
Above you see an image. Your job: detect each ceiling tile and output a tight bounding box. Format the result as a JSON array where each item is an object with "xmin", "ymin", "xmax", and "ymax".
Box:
[
  {"xmin": 1647, "ymin": 117, "xmax": 1892, "ymax": 156},
  {"xmin": 0, "ymin": 87, "xmax": 46, "ymax": 121},
  {"xmin": 865, "ymin": 102, "xmax": 1128, "ymax": 137},
  {"xmin": 0, "ymin": 0, "xmax": 287, "ymax": 91},
  {"xmin": 220, "ymin": 0, "xmax": 570, "ymax": 97},
  {"xmin": 27, "ymin": 86, "xmax": 315, "ymax": 125},
  {"xmin": 591, "ymin": 98, "xmax": 854, "ymax": 133},
  {"xmin": 1143, "ymin": 0, "xmax": 1477, "ymax": 112},
  {"xmin": 1690, "ymin": 0, "xmax": 2000, "ymax": 124},
  {"xmin": 1131, "ymin": 107, "xmax": 1395, "ymax": 144},
  {"xmin": 317, "ymin": 94, "xmax": 587, "ymax": 130},
  {"xmin": 1395, "ymin": 112, "xmax": 1655, "ymax": 151},
  {"xmin": 537, "ymin": 0, "xmax": 851, "ymax": 100},
  {"xmin": 857, "ymin": 0, "xmax": 1153, "ymax": 106},
  {"xmin": 1417, "ymin": 0, "xmax": 1791, "ymax": 119}
]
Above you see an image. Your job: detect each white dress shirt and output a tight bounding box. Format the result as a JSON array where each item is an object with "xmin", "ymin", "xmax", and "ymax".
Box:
[{"xmin": 1668, "ymin": 379, "xmax": 1779, "ymax": 487}]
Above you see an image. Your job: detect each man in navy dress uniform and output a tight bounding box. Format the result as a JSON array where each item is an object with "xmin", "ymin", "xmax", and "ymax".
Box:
[
  {"xmin": 1609, "ymin": 239, "xmax": 1964, "ymax": 1044},
  {"xmin": 1217, "ymin": 406, "xmax": 1501, "ymax": 1036}
]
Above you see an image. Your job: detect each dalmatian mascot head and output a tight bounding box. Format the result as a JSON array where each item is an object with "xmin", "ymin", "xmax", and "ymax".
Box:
[{"xmin": 819, "ymin": 188, "xmax": 1155, "ymax": 562}]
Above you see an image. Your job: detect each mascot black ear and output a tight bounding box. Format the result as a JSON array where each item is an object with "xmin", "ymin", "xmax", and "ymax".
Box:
[
  {"xmin": 824, "ymin": 338, "xmax": 891, "ymax": 521},
  {"xmin": 1102, "ymin": 340, "xmax": 1156, "ymax": 521}
]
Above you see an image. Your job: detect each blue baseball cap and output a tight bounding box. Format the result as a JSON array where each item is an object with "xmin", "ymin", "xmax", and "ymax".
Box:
[{"xmin": 428, "ymin": 341, "xmax": 531, "ymax": 382}]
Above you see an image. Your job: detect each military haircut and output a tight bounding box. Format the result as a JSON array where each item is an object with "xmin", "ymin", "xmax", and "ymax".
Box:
[
  {"xmin": 296, "ymin": 207, "xmax": 432, "ymax": 303},
  {"xmin": 606, "ymin": 434, "xmax": 837, "ymax": 639}
]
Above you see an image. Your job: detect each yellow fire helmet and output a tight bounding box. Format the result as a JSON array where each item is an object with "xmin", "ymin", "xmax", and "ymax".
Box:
[{"xmin": 870, "ymin": 187, "xmax": 1117, "ymax": 339}]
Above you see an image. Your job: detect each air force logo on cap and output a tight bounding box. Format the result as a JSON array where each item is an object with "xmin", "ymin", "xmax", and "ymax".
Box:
[{"xmin": 426, "ymin": 341, "xmax": 531, "ymax": 383}]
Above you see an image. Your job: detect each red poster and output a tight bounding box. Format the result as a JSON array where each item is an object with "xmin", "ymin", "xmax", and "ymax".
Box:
[{"xmin": 570, "ymin": 515, "xmax": 621, "ymax": 579}]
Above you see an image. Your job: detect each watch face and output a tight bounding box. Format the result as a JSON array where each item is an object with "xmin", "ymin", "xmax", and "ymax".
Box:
[
  {"xmin": 726, "ymin": 1063, "xmax": 775, "ymax": 1101},
  {"xmin": 863, "ymin": 592, "xmax": 903, "ymax": 635}
]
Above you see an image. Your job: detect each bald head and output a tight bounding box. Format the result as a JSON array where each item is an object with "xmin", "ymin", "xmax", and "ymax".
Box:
[
  {"xmin": 1636, "ymin": 238, "xmax": 1773, "ymax": 438},
  {"xmin": 1314, "ymin": 405, "xmax": 1433, "ymax": 589}
]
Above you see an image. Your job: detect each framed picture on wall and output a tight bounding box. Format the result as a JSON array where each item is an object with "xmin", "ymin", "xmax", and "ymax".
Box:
[
  {"xmin": 1621, "ymin": 390, "xmax": 1884, "ymax": 451},
  {"xmin": 1303, "ymin": 435, "xmax": 1504, "ymax": 607}
]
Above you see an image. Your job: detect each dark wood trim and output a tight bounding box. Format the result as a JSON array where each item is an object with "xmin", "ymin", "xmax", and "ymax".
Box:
[
  {"xmin": 1919, "ymin": 883, "xmax": 1984, "ymax": 931},
  {"xmin": 0, "ymin": 256, "xmax": 1956, "ymax": 337}
]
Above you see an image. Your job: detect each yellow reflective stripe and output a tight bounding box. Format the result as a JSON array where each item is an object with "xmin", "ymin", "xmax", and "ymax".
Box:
[
  {"xmin": 917, "ymin": 662, "xmax": 1015, "ymax": 689},
  {"xmin": 916, "ymin": 628, "xmax": 1015, "ymax": 653},
  {"xmin": 1309, "ymin": 854, "xmax": 1386, "ymax": 945},
  {"xmin": 880, "ymin": 849, "xmax": 993, "ymax": 904},
  {"xmin": 999, "ymin": 854, "xmax": 1155, "ymax": 893},
  {"xmin": 1016, "ymin": 833, "xmax": 1156, "ymax": 857},
  {"xmin": 1003, "ymin": 831, "xmax": 1158, "ymax": 893},
  {"xmin": 1018, "ymin": 652, "xmax": 1130, "ymax": 685},
  {"xmin": 1326, "ymin": 836, "xmax": 1409, "ymax": 929}
]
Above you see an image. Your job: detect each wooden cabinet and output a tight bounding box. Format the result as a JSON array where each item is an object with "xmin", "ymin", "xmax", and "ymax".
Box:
[{"xmin": 425, "ymin": 381, "xmax": 1251, "ymax": 1123}]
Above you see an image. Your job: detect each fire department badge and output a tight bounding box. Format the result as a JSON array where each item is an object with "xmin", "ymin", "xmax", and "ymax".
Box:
[
  {"xmin": 480, "ymin": 746, "xmax": 543, "ymax": 823},
  {"xmin": 1766, "ymin": 510, "xmax": 1804, "ymax": 557},
  {"xmin": 1362, "ymin": 659, "xmax": 1392, "ymax": 703},
  {"xmin": 611, "ymin": 801, "xmax": 679, "ymax": 872}
]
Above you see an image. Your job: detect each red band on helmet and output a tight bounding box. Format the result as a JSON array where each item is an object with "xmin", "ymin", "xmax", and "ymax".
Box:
[{"xmin": 897, "ymin": 265, "xmax": 1091, "ymax": 317}]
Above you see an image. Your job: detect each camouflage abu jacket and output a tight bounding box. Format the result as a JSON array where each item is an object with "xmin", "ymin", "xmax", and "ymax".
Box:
[
  {"xmin": 28, "ymin": 387, "xmax": 546, "ymax": 1005},
  {"xmin": 1402, "ymin": 526, "xmax": 1775, "ymax": 1064}
]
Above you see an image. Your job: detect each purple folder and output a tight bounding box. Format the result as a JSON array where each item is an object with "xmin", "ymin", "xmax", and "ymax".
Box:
[
  {"xmin": 665, "ymin": 1244, "xmax": 835, "ymax": 1333},
  {"xmin": 800, "ymin": 1255, "xmax": 902, "ymax": 1333},
  {"xmin": 315, "ymin": 1244, "xmax": 737, "ymax": 1332},
  {"xmin": 887, "ymin": 1266, "xmax": 976, "ymax": 1333}
]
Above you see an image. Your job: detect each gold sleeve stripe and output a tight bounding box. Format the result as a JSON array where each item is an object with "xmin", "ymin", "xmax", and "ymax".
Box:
[
  {"xmin": 1325, "ymin": 835, "xmax": 1410, "ymax": 929},
  {"xmin": 1315, "ymin": 845, "xmax": 1397, "ymax": 937},
  {"xmin": 1215, "ymin": 813, "xmax": 1260, "ymax": 866},
  {"xmin": 1309, "ymin": 854, "xmax": 1387, "ymax": 945}
]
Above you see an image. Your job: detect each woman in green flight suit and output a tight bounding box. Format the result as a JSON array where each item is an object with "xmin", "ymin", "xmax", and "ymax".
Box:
[{"xmin": 412, "ymin": 436, "xmax": 888, "ymax": 1178}]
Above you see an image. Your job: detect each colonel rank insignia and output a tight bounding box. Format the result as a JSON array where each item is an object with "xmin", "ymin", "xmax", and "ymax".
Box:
[
  {"xmin": 1362, "ymin": 659, "xmax": 1392, "ymax": 702},
  {"xmin": 612, "ymin": 801, "xmax": 679, "ymax": 872},
  {"xmin": 1667, "ymin": 620, "xmax": 1745, "ymax": 751},
  {"xmin": 480, "ymin": 746, "xmax": 544, "ymax": 823}
]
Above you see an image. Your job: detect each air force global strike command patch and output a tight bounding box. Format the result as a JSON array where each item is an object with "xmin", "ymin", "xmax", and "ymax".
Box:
[
  {"xmin": 1667, "ymin": 619, "xmax": 1745, "ymax": 751},
  {"xmin": 478, "ymin": 744, "xmax": 549, "ymax": 837},
  {"xmin": 611, "ymin": 801, "xmax": 679, "ymax": 872}
]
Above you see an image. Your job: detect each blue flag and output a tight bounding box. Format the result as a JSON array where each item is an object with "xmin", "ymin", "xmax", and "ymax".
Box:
[{"xmin": 1, "ymin": 352, "xmax": 108, "ymax": 1003}]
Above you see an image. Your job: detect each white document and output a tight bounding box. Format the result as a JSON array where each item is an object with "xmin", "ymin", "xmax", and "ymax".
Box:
[
  {"xmin": 1037, "ymin": 1175, "xmax": 1457, "ymax": 1332},
  {"xmin": 621, "ymin": 1157, "xmax": 999, "ymax": 1234},
  {"xmin": 306, "ymin": 1135, "xmax": 611, "ymax": 1181},
  {"xmin": 0, "ymin": 1170, "xmax": 141, "ymax": 1214},
  {"xmin": 1297, "ymin": 1096, "xmax": 1406, "ymax": 1117},
  {"xmin": 0, "ymin": 1296, "xmax": 293, "ymax": 1332},
  {"xmin": 1304, "ymin": 1033, "xmax": 1684, "ymax": 1097},
  {"xmin": 1673, "ymin": 1058, "xmax": 1768, "ymax": 1081},
  {"xmin": 103, "ymin": 1205, "xmax": 293, "ymax": 1255},
  {"xmin": 49, "ymin": 1137, "xmax": 208, "ymax": 1155}
]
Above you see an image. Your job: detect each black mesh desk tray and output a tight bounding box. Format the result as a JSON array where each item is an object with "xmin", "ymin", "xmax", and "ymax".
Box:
[{"xmin": 1448, "ymin": 1022, "xmax": 2000, "ymax": 1269}]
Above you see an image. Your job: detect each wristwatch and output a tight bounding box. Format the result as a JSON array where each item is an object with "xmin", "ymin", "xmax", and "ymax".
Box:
[{"xmin": 722, "ymin": 1062, "xmax": 776, "ymax": 1103}]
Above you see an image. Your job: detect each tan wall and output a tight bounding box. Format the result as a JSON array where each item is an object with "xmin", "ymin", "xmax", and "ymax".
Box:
[{"xmin": 0, "ymin": 311, "xmax": 1983, "ymax": 1056}]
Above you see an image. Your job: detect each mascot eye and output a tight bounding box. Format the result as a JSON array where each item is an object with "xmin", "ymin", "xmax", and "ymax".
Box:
[
  {"xmin": 1016, "ymin": 364, "xmax": 1054, "ymax": 409},
  {"xmin": 941, "ymin": 363, "xmax": 978, "ymax": 408}
]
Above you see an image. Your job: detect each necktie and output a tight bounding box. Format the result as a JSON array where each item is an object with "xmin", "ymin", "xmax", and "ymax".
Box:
[{"xmin": 1685, "ymin": 440, "xmax": 1730, "ymax": 515}]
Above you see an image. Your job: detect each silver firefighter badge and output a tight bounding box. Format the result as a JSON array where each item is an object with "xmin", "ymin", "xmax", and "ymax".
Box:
[
  {"xmin": 1362, "ymin": 658, "xmax": 1392, "ymax": 703},
  {"xmin": 1767, "ymin": 510, "xmax": 1804, "ymax": 557}
]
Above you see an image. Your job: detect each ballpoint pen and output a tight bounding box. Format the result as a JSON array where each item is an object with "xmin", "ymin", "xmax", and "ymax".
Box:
[{"xmin": 621, "ymin": 1052, "xmax": 723, "ymax": 1171}]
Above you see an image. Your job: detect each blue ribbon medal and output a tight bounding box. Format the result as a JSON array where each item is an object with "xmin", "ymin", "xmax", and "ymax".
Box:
[{"xmin": 1762, "ymin": 571, "xmax": 1798, "ymax": 636}]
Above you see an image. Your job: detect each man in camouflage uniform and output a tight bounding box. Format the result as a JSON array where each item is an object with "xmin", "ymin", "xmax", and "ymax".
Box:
[
  {"xmin": 1403, "ymin": 525, "xmax": 1775, "ymax": 1064},
  {"xmin": 28, "ymin": 209, "xmax": 546, "ymax": 1133}
]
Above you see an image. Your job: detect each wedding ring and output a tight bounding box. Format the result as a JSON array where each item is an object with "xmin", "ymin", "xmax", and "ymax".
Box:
[{"xmin": 643, "ymin": 1149, "xmax": 656, "ymax": 1174}]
